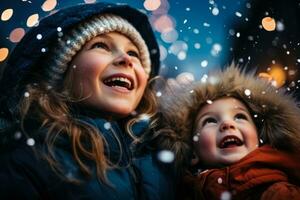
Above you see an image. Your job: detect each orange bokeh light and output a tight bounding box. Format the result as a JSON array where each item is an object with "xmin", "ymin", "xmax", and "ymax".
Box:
[
  {"xmin": 263, "ymin": 65, "xmax": 286, "ymax": 88},
  {"xmin": 144, "ymin": 0, "xmax": 161, "ymax": 11},
  {"xmin": 0, "ymin": 48, "xmax": 9, "ymax": 62},
  {"xmin": 153, "ymin": 14, "xmax": 174, "ymax": 33},
  {"xmin": 26, "ymin": 14, "xmax": 39, "ymax": 27},
  {"xmin": 9, "ymin": 28, "xmax": 25, "ymax": 43},
  {"xmin": 42, "ymin": 0, "xmax": 57, "ymax": 12},
  {"xmin": 261, "ymin": 17, "xmax": 276, "ymax": 31},
  {"xmin": 1, "ymin": 8, "xmax": 13, "ymax": 21}
]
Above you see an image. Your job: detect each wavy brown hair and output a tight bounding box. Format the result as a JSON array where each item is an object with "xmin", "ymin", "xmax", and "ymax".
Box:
[{"xmin": 18, "ymin": 68, "xmax": 159, "ymax": 184}]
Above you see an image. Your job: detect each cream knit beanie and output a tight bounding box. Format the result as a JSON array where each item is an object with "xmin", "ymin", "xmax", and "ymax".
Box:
[{"xmin": 45, "ymin": 14, "xmax": 151, "ymax": 85}]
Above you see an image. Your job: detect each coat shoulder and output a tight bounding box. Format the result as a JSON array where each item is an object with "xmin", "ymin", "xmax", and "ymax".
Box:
[{"xmin": 261, "ymin": 182, "xmax": 300, "ymax": 200}]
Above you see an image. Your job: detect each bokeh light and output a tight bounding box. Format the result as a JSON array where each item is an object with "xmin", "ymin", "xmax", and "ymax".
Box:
[
  {"xmin": 161, "ymin": 28, "xmax": 178, "ymax": 43},
  {"xmin": 0, "ymin": 48, "xmax": 9, "ymax": 62},
  {"xmin": 144, "ymin": 0, "xmax": 161, "ymax": 11},
  {"xmin": 153, "ymin": 14, "xmax": 174, "ymax": 33},
  {"xmin": 26, "ymin": 14, "xmax": 39, "ymax": 27},
  {"xmin": 9, "ymin": 28, "xmax": 25, "ymax": 43},
  {"xmin": 266, "ymin": 65, "xmax": 286, "ymax": 88},
  {"xmin": 261, "ymin": 17, "xmax": 276, "ymax": 31},
  {"xmin": 41, "ymin": 0, "xmax": 57, "ymax": 12},
  {"xmin": 1, "ymin": 8, "xmax": 13, "ymax": 21}
]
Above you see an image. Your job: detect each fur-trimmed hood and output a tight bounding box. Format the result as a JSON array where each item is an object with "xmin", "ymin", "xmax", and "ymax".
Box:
[{"xmin": 159, "ymin": 64, "xmax": 300, "ymax": 164}]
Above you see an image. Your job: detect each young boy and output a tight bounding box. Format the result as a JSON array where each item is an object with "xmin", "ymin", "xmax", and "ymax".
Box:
[{"xmin": 160, "ymin": 65, "xmax": 300, "ymax": 200}]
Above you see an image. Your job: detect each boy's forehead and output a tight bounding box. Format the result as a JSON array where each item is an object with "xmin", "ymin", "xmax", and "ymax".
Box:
[{"xmin": 197, "ymin": 97, "xmax": 249, "ymax": 115}]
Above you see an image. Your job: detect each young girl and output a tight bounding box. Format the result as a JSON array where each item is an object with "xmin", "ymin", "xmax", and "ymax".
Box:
[
  {"xmin": 0, "ymin": 2, "xmax": 175, "ymax": 199},
  {"xmin": 160, "ymin": 65, "xmax": 300, "ymax": 199}
]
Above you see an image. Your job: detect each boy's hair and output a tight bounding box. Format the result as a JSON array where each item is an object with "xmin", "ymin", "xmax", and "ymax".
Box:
[{"xmin": 159, "ymin": 64, "xmax": 300, "ymax": 171}]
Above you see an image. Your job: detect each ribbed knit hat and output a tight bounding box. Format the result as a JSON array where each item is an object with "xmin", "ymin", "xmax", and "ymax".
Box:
[{"xmin": 46, "ymin": 14, "xmax": 151, "ymax": 85}]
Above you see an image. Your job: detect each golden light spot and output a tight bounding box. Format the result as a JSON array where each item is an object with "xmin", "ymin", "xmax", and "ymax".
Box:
[
  {"xmin": 41, "ymin": 0, "xmax": 57, "ymax": 12},
  {"xmin": 1, "ymin": 8, "xmax": 13, "ymax": 21},
  {"xmin": 153, "ymin": 15, "xmax": 174, "ymax": 33},
  {"xmin": 26, "ymin": 14, "xmax": 39, "ymax": 27},
  {"xmin": 144, "ymin": 0, "xmax": 161, "ymax": 11},
  {"xmin": 268, "ymin": 65, "xmax": 286, "ymax": 87},
  {"xmin": 261, "ymin": 17, "xmax": 276, "ymax": 31},
  {"xmin": 0, "ymin": 48, "xmax": 9, "ymax": 62},
  {"xmin": 9, "ymin": 28, "xmax": 25, "ymax": 43}
]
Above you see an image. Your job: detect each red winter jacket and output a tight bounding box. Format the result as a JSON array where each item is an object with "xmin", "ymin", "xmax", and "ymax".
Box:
[{"xmin": 180, "ymin": 145, "xmax": 300, "ymax": 200}]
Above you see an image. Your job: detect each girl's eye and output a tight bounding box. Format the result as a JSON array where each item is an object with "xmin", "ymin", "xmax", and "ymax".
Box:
[
  {"xmin": 127, "ymin": 50, "xmax": 140, "ymax": 58},
  {"xmin": 235, "ymin": 113, "xmax": 248, "ymax": 120},
  {"xmin": 202, "ymin": 117, "xmax": 217, "ymax": 126},
  {"xmin": 91, "ymin": 42, "xmax": 109, "ymax": 50}
]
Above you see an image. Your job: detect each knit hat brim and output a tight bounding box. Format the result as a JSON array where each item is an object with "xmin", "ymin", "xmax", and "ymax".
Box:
[{"xmin": 45, "ymin": 14, "xmax": 151, "ymax": 85}]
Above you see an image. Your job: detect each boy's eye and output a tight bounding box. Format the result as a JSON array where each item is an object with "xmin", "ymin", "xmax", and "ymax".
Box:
[
  {"xmin": 235, "ymin": 113, "xmax": 248, "ymax": 120},
  {"xmin": 91, "ymin": 42, "xmax": 109, "ymax": 50},
  {"xmin": 202, "ymin": 117, "xmax": 217, "ymax": 126},
  {"xmin": 127, "ymin": 50, "xmax": 140, "ymax": 58}
]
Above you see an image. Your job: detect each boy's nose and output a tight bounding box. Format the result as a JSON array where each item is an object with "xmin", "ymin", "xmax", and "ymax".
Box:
[
  {"xmin": 113, "ymin": 53, "xmax": 133, "ymax": 68},
  {"xmin": 219, "ymin": 121, "xmax": 236, "ymax": 132}
]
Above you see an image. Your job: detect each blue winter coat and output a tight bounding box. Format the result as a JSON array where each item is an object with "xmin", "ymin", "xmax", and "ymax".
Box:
[{"xmin": 0, "ymin": 115, "xmax": 176, "ymax": 199}]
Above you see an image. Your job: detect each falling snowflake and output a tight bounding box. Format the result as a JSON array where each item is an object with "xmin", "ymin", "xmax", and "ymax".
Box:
[
  {"xmin": 244, "ymin": 89, "xmax": 251, "ymax": 96},
  {"xmin": 104, "ymin": 122, "xmax": 111, "ymax": 130},
  {"xmin": 206, "ymin": 100, "xmax": 213, "ymax": 104},
  {"xmin": 193, "ymin": 135, "xmax": 199, "ymax": 142},
  {"xmin": 156, "ymin": 91, "xmax": 162, "ymax": 97},
  {"xmin": 36, "ymin": 34, "xmax": 42, "ymax": 40},
  {"xmin": 235, "ymin": 11, "xmax": 242, "ymax": 17},
  {"xmin": 217, "ymin": 177, "xmax": 223, "ymax": 184},
  {"xmin": 14, "ymin": 131, "xmax": 22, "ymax": 140},
  {"xmin": 220, "ymin": 191, "xmax": 232, "ymax": 200},
  {"xmin": 24, "ymin": 92, "xmax": 30, "ymax": 97},
  {"xmin": 203, "ymin": 22, "xmax": 210, "ymax": 27},
  {"xmin": 201, "ymin": 60, "xmax": 208, "ymax": 67},
  {"xmin": 157, "ymin": 150, "xmax": 175, "ymax": 163},
  {"xmin": 212, "ymin": 7, "xmax": 219, "ymax": 16},
  {"xmin": 26, "ymin": 138, "xmax": 35, "ymax": 146}
]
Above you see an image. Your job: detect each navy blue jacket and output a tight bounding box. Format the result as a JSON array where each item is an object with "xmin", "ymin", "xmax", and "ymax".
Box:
[{"xmin": 0, "ymin": 115, "xmax": 175, "ymax": 199}]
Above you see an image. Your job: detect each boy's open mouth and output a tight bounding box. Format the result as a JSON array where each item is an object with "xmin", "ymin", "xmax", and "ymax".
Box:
[
  {"xmin": 103, "ymin": 74, "xmax": 134, "ymax": 90},
  {"xmin": 219, "ymin": 135, "xmax": 243, "ymax": 148}
]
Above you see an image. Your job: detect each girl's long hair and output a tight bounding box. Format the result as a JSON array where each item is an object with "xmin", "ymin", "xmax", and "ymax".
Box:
[{"xmin": 18, "ymin": 67, "xmax": 159, "ymax": 184}]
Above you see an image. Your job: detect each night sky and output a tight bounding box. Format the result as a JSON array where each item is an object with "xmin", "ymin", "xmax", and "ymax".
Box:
[{"xmin": 1, "ymin": 0, "xmax": 300, "ymax": 96}]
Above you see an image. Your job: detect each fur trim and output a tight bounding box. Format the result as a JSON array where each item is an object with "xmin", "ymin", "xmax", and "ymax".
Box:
[{"xmin": 160, "ymin": 64, "xmax": 300, "ymax": 153}]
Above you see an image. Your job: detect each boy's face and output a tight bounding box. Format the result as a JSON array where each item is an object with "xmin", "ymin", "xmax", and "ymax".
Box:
[
  {"xmin": 69, "ymin": 32, "xmax": 149, "ymax": 117},
  {"xmin": 193, "ymin": 97, "xmax": 258, "ymax": 168}
]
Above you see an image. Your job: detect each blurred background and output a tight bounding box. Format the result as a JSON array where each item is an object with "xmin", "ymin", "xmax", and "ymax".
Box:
[{"xmin": 1, "ymin": 0, "xmax": 300, "ymax": 97}]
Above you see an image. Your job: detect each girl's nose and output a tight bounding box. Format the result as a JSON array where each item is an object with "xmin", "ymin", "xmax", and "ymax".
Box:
[
  {"xmin": 219, "ymin": 120, "xmax": 236, "ymax": 132},
  {"xmin": 113, "ymin": 53, "xmax": 133, "ymax": 68}
]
